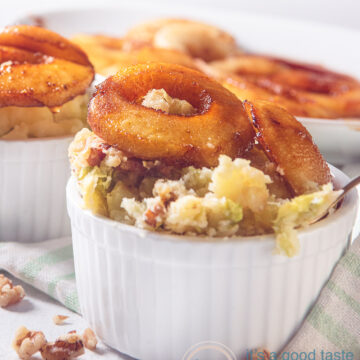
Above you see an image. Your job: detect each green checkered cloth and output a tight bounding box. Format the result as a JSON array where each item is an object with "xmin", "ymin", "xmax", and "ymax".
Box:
[
  {"xmin": 282, "ymin": 236, "xmax": 360, "ymax": 357},
  {"xmin": 0, "ymin": 237, "xmax": 79, "ymax": 312},
  {"xmin": 1, "ymin": 236, "xmax": 360, "ymax": 355}
]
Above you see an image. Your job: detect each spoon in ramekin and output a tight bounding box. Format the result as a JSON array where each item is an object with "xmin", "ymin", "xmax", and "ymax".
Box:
[{"xmin": 306, "ymin": 175, "xmax": 360, "ymax": 226}]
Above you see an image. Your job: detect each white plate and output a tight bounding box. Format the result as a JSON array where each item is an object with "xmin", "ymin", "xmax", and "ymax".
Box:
[
  {"xmin": 300, "ymin": 117, "xmax": 360, "ymax": 164},
  {"xmin": 15, "ymin": 5, "xmax": 360, "ymax": 164}
]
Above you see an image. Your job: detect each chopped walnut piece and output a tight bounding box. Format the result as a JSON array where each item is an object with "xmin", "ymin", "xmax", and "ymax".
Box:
[
  {"xmin": 144, "ymin": 204, "xmax": 165, "ymax": 228},
  {"xmin": 40, "ymin": 331, "xmax": 84, "ymax": 360},
  {"xmin": 0, "ymin": 274, "xmax": 25, "ymax": 307},
  {"xmin": 87, "ymin": 147, "xmax": 106, "ymax": 167},
  {"xmin": 250, "ymin": 348, "xmax": 271, "ymax": 360},
  {"xmin": 12, "ymin": 326, "xmax": 47, "ymax": 360},
  {"xmin": 52, "ymin": 315, "xmax": 69, "ymax": 325},
  {"xmin": 82, "ymin": 328, "xmax": 97, "ymax": 351}
]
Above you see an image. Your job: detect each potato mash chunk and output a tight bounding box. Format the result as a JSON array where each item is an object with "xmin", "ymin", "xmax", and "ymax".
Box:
[
  {"xmin": 0, "ymin": 95, "xmax": 88, "ymax": 139},
  {"xmin": 142, "ymin": 88, "xmax": 195, "ymax": 115}
]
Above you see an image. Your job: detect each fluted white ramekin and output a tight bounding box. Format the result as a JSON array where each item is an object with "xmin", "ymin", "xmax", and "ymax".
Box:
[
  {"xmin": 0, "ymin": 136, "xmax": 72, "ymax": 242},
  {"xmin": 67, "ymin": 165, "xmax": 358, "ymax": 360}
]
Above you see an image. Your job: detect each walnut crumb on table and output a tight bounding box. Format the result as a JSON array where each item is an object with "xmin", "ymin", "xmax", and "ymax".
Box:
[
  {"xmin": 82, "ymin": 328, "xmax": 98, "ymax": 350},
  {"xmin": 52, "ymin": 315, "xmax": 69, "ymax": 325},
  {"xmin": 0, "ymin": 274, "xmax": 25, "ymax": 308},
  {"xmin": 12, "ymin": 327, "xmax": 91, "ymax": 360},
  {"xmin": 40, "ymin": 331, "xmax": 85, "ymax": 360},
  {"xmin": 12, "ymin": 326, "xmax": 47, "ymax": 360}
]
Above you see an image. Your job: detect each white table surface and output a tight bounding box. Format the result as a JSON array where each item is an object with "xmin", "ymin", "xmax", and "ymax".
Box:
[{"xmin": 1, "ymin": 2, "xmax": 360, "ymax": 359}]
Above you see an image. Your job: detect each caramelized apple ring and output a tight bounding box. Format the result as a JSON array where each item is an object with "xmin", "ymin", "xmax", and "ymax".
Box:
[
  {"xmin": 222, "ymin": 77, "xmax": 336, "ymax": 118},
  {"xmin": 207, "ymin": 55, "xmax": 360, "ymax": 118},
  {"xmin": 71, "ymin": 32, "xmax": 199, "ymax": 76},
  {"xmin": 210, "ymin": 55, "xmax": 358, "ymax": 91},
  {"xmin": 197, "ymin": 60, "xmax": 334, "ymax": 118},
  {"xmin": 88, "ymin": 63, "xmax": 255, "ymax": 167},
  {"xmin": 244, "ymin": 100, "xmax": 331, "ymax": 195},
  {"xmin": 71, "ymin": 34, "xmax": 124, "ymax": 52},
  {"xmin": 0, "ymin": 25, "xmax": 94, "ymax": 108},
  {"xmin": 123, "ymin": 19, "xmax": 239, "ymax": 61}
]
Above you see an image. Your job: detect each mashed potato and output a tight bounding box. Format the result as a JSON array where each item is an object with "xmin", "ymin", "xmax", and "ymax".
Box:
[
  {"xmin": 69, "ymin": 128, "xmax": 340, "ymax": 257},
  {"xmin": 0, "ymin": 95, "xmax": 89, "ymax": 139},
  {"xmin": 142, "ymin": 88, "xmax": 195, "ymax": 115}
]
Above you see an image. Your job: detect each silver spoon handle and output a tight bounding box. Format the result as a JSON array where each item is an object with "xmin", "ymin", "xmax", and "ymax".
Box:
[
  {"xmin": 304, "ymin": 175, "xmax": 360, "ymax": 227},
  {"xmin": 336, "ymin": 175, "xmax": 360, "ymax": 205}
]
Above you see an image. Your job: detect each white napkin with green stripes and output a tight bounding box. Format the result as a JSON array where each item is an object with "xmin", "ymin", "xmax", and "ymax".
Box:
[
  {"xmin": 281, "ymin": 237, "xmax": 360, "ymax": 357},
  {"xmin": 0, "ymin": 237, "xmax": 79, "ymax": 312},
  {"xmin": 1, "ymin": 236, "xmax": 360, "ymax": 355}
]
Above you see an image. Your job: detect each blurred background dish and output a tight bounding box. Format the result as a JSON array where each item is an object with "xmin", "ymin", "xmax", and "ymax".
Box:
[
  {"xmin": 0, "ymin": 25, "xmax": 95, "ymax": 242},
  {"xmin": 299, "ymin": 117, "xmax": 360, "ymax": 165}
]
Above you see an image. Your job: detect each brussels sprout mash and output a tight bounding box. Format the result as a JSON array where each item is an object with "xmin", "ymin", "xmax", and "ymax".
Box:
[
  {"xmin": 69, "ymin": 128, "xmax": 340, "ymax": 257},
  {"xmin": 274, "ymin": 184, "xmax": 339, "ymax": 256}
]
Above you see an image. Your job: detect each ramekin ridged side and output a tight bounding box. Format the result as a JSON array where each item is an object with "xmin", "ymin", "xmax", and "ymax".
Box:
[
  {"xmin": 0, "ymin": 137, "xmax": 72, "ymax": 242},
  {"xmin": 67, "ymin": 166, "xmax": 358, "ymax": 360}
]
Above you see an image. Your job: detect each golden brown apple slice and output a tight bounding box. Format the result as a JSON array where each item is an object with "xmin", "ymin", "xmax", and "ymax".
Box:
[
  {"xmin": 0, "ymin": 25, "xmax": 94, "ymax": 108},
  {"xmin": 0, "ymin": 25, "xmax": 91, "ymax": 66},
  {"xmin": 244, "ymin": 100, "xmax": 332, "ymax": 196}
]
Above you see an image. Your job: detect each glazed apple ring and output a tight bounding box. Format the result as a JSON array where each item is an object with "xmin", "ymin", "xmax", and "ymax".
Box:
[
  {"xmin": 244, "ymin": 100, "xmax": 331, "ymax": 195},
  {"xmin": 222, "ymin": 77, "xmax": 336, "ymax": 118},
  {"xmin": 205, "ymin": 54, "xmax": 360, "ymax": 119},
  {"xmin": 88, "ymin": 63, "xmax": 255, "ymax": 167},
  {"xmin": 197, "ymin": 59, "xmax": 334, "ymax": 118},
  {"xmin": 0, "ymin": 25, "xmax": 94, "ymax": 108},
  {"xmin": 122, "ymin": 19, "xmax": 239, "ymax": 62},
  {"xmin": 71, "ymin": 32, "xmax": 199, "ymax": 76}
]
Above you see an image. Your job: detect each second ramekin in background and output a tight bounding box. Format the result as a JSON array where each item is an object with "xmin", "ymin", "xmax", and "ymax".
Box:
[
  {"xmin": 67, "ymin": 165, "xmax": 358, "ymax": 360},
  {"xmin": 0, "ymin": 76, "xmax": 103, "ymax": 243},
  {"xmin": 0, "ymin": 137, "xmax": 72, "ymax": 242}
]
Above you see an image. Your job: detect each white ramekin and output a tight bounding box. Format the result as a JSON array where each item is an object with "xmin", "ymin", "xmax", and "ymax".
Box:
[
  {"xmin": 0, "ymin": 136, "xmax": 72, "ymax": 242},
  {"xmin": 67, "ymin": 165, "xmax": 358, "ymax": 360}
]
